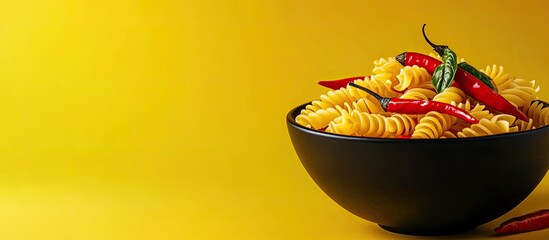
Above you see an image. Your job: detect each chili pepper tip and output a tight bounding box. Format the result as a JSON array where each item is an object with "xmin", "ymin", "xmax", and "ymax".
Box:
[{"xmin": 317, "ymin": 76, "xmax": 366, "ymax": 90}]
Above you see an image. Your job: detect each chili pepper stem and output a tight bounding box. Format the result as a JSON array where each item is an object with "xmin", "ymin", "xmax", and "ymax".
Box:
[
  {"xmin": 348, "ymin": 82, "xmax": 382, "ymax": 101},
  {"xmin": 348, "ymin": 82, "xmax": 391, "ymax": 110},
  {"xmin": 395, "ymin": 53, "xmax": 406, "ymax": 66},
  {"xmin": 422, "ymin": 24, "xmax": 448, "ymax": 57}
]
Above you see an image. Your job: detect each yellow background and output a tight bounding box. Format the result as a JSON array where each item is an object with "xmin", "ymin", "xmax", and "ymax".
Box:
[{"xmin": 0, "ymin": 0, "xmax": 548, "ymax": 239}]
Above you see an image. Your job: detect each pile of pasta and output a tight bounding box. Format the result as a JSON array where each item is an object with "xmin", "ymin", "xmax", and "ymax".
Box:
[{"xmin": 295, "ymin": 53, "xmax": 549, "ymax": 138}]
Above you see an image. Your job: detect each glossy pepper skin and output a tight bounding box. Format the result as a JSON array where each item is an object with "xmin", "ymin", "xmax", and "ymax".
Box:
[
  {"xmin": 317, "ymin": 76, "xmax": 365, "ymax": 90},
  {"xmin": 348, "ymin": 82, "xmax": 478, "ymax": 124},
  {"xmin": 495, "ymin": 209, "xmax": 549, "ymax": 234},
  {"xmin": 395, "ymin": 52, "xmax": 529, "ymax": 122},
  {"xmin": 386, "ymin": 98, "xmax": 478, "ymax": 124}
]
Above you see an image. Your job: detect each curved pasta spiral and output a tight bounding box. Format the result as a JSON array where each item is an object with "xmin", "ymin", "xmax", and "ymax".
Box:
[
  {"xmin": 522, "ymin": 100, "xmax": 549, "ymax": 128},
  {"xmin": 514, "ymin": 118, "xmax": 535, "ymax": 131},
  {"xmin": 372, "ymin": 57, "xmax": 403, "ymax": 83},
  {"xmin": 300, "ymin": 77, "xmax": 394, "ymax": 115},
  {"xmin": 457, "ymin": 114, "xmax": 518, "ymax": 138},
  {"xmin": 296, "ymin": 97, "xmax": 384, "ymax": 130},
  {"xmin": 325, "ymin": 110, "xmax": 359, "ymax": 136},
  {"xmin": 411, "ymin": 111, "xmax": 456, "ymax": 139},
  {"xmin": 459, "ymin": 101, "xmax": 494, "ymax": 121},
  {"xmin": 393, "ymin": 65, "xmax": 431, "ymax": 92},
  {"xmin": 347, "ymin": 98, "xmax": 386, "ymax": 115},
  {"xmin": 326, "ymin": 110, "xmax": 416, "ymax": 137},
  {"xmin": 300, "ymin": 88, "xmax": 354, "ymax": 115},
  {"xmin": 398, "ymin": 86, "xmax": 437, "ymax": 100},
  {"xmin": 296, "ymin": 106, "xmax": 345, "ymax": 130},
  {"xmin": 445, "ymin": 101, "xmax": 494, "ymax": 137},
  {"xmin": 482, "ymin": 65, "xmax": 513, "ymax": 91},
  {"xmin": 384, "ymin": 114, "xmax": 417, "ymax": 137},
  {"xmin": 410, "ymin": 87, "xmax": 466, "ymax": 138},
  {"xmin": 440, "ymin": 131, "xmax": 458, "ymax": 138},
  {"xmin": 432, "ymin": 86, "xmax": 466, "ymax": 105},
  {"xmin": 500, "ymin": 78, "xmax": 539, "ymax": 108},
  {"xmin": 345, "ymin": 77, "xmax": 399, "ymax": 102}
]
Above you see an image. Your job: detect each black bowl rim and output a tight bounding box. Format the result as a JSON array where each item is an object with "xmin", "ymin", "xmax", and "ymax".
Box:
[{"xmin": 287, "ymin": 102, "xmax": 549, "ymax": 143}]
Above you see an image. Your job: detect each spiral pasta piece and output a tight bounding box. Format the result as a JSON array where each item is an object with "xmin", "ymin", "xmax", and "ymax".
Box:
[
  {"xmin": 300, "ymin": 77, "xmax": 394, "ymax": 115},
  {"xmin": 296, "ymin": 76, "xmax": 398, "ymax": 129},
  {"xmin": 522, "ymin": 100, "xmax": 549, "ymax": 128},
  {"xmin": 500, "ymin": 78, "xmax": 539, "ymax": 108},
  {"xmin": 393, "ymin": 65, "xmax": 431, "ymax": 92},
  {"xmin": 372, "ymin": 57, "xmax": 403, "ymax": 83},
  {"xmin": 326, "ymin": 110, "xmax": 416, "ymax": 137},
  {"xmin": 325, "ymin": 110, "xmax": 359, "ymax": 136},
  {"xmin": 458, "ymin": 101, "xmax": 494, "ymax": 121},
  {"xmin": 457, "ymin": 114, "xmax": 518, "ymax": 138},
  {"xmin": 411, "ymin": 111, "xmax": 456, "ymax": 139},
  {"xmin": 510, "ymin": 78, "xmax": 539, "ymax": 89},
  {"xmin": 344, "ymin": 98, "xmax": 386, "ymax": 115},
  {"xmin": 514, "ymin": 118, "xmax": 535, "ymax": 131},
  {"xmin": 326, "ymin": 110, "xmax": 383, "ymax": 137},
  {"xmin": 431, "ymin": 86, "xmax": 466, "ymax": 105},
  {"xmin": 346, "ymin": 77, "xmax": 399, "ymax": 101},
  {"xmin": 440, "ymin": 131, "xmax": 458, "ymax": 138},
  {"xmin": 447, "ymin": 101, "xmax": 494, "ymax": 134},
  {"xmin": 482, "ymin": 64, "xmax": 513, "ymax": 91},
  {"xmin": 301, "ymin": 88, "xmax": 354, "ymax": 114},
  {"xmin": 385, "ymin": 114, "xmax": 418, "ymax": 137},
  {"xmin": 296, "ymin": 96, "xmax": 386, "ymax": 130},
  {"xmin": 398, "ymin": 87, "xmax": 437, "ymax": 100},
  {"xmin": 295, "ymin": 106, "xmax": 344, "ymax": 130}
]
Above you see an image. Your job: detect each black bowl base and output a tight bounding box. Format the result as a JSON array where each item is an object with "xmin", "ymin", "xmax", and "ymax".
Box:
[{"xmin": 378, "ymin": 224, "xmax": 477, "ymax": 236}]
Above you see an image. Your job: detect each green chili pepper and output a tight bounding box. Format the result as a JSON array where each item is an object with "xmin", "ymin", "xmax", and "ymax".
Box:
[
  {"xmin": 432, "ymin": 48, "xmax": 458, "ymax": 93},
  {"xmin": 458, "ymin": 62, "xmax": 498, "ymax": 92}
]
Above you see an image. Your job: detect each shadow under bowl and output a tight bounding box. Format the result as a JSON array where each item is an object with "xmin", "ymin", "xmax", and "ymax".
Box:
[{"xmin": 287, "ymin": 103, "xmax": 549, "ymax": 236}]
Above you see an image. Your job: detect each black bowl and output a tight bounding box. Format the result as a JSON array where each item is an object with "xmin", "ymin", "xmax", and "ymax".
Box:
[{"xmin": 287, "ymin": 103, "xmax": 549, "ymax": 236}]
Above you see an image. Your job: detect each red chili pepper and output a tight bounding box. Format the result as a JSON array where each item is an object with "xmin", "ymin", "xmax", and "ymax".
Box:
[
  {"xmin": 348, "ymin": 82, "xmax": 478, "ymax": 124},
  {"xmin": 395, "ymin": 52, "xmax": 529, "ymax": 122},
  {"xmin": 318, "ymin": 75, "xmax": 407, "ymax": 94},
  {"xmin": 317, "ymin": 76, "xmax": 365, "ymax": 90},
  {"xmin": 396, "ymin": 52, "xmax": 440, "ymax": 73},
  {"xmin": 495, "ymin": 209, "xmax": 549, "ymax": 235}
]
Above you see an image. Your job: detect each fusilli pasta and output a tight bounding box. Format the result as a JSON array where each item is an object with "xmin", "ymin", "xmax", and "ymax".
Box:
[
  {"xmin": 326, "ymin": 110, "xmax": 416, "ymax": 138},
  {"xmin": 523, "ymin": 100, "xmax": 549, "ymax": 128},
  {"xmin": 393, "ymin": 65, "xmax": 431, "ymax": 92},
  {"xmin": 455, "ymin": 115, "xmax": 518, "ymax": 138},
  {"xmin": 296, "ymin": 54, "xmax": 548, "ymax": 138}
]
